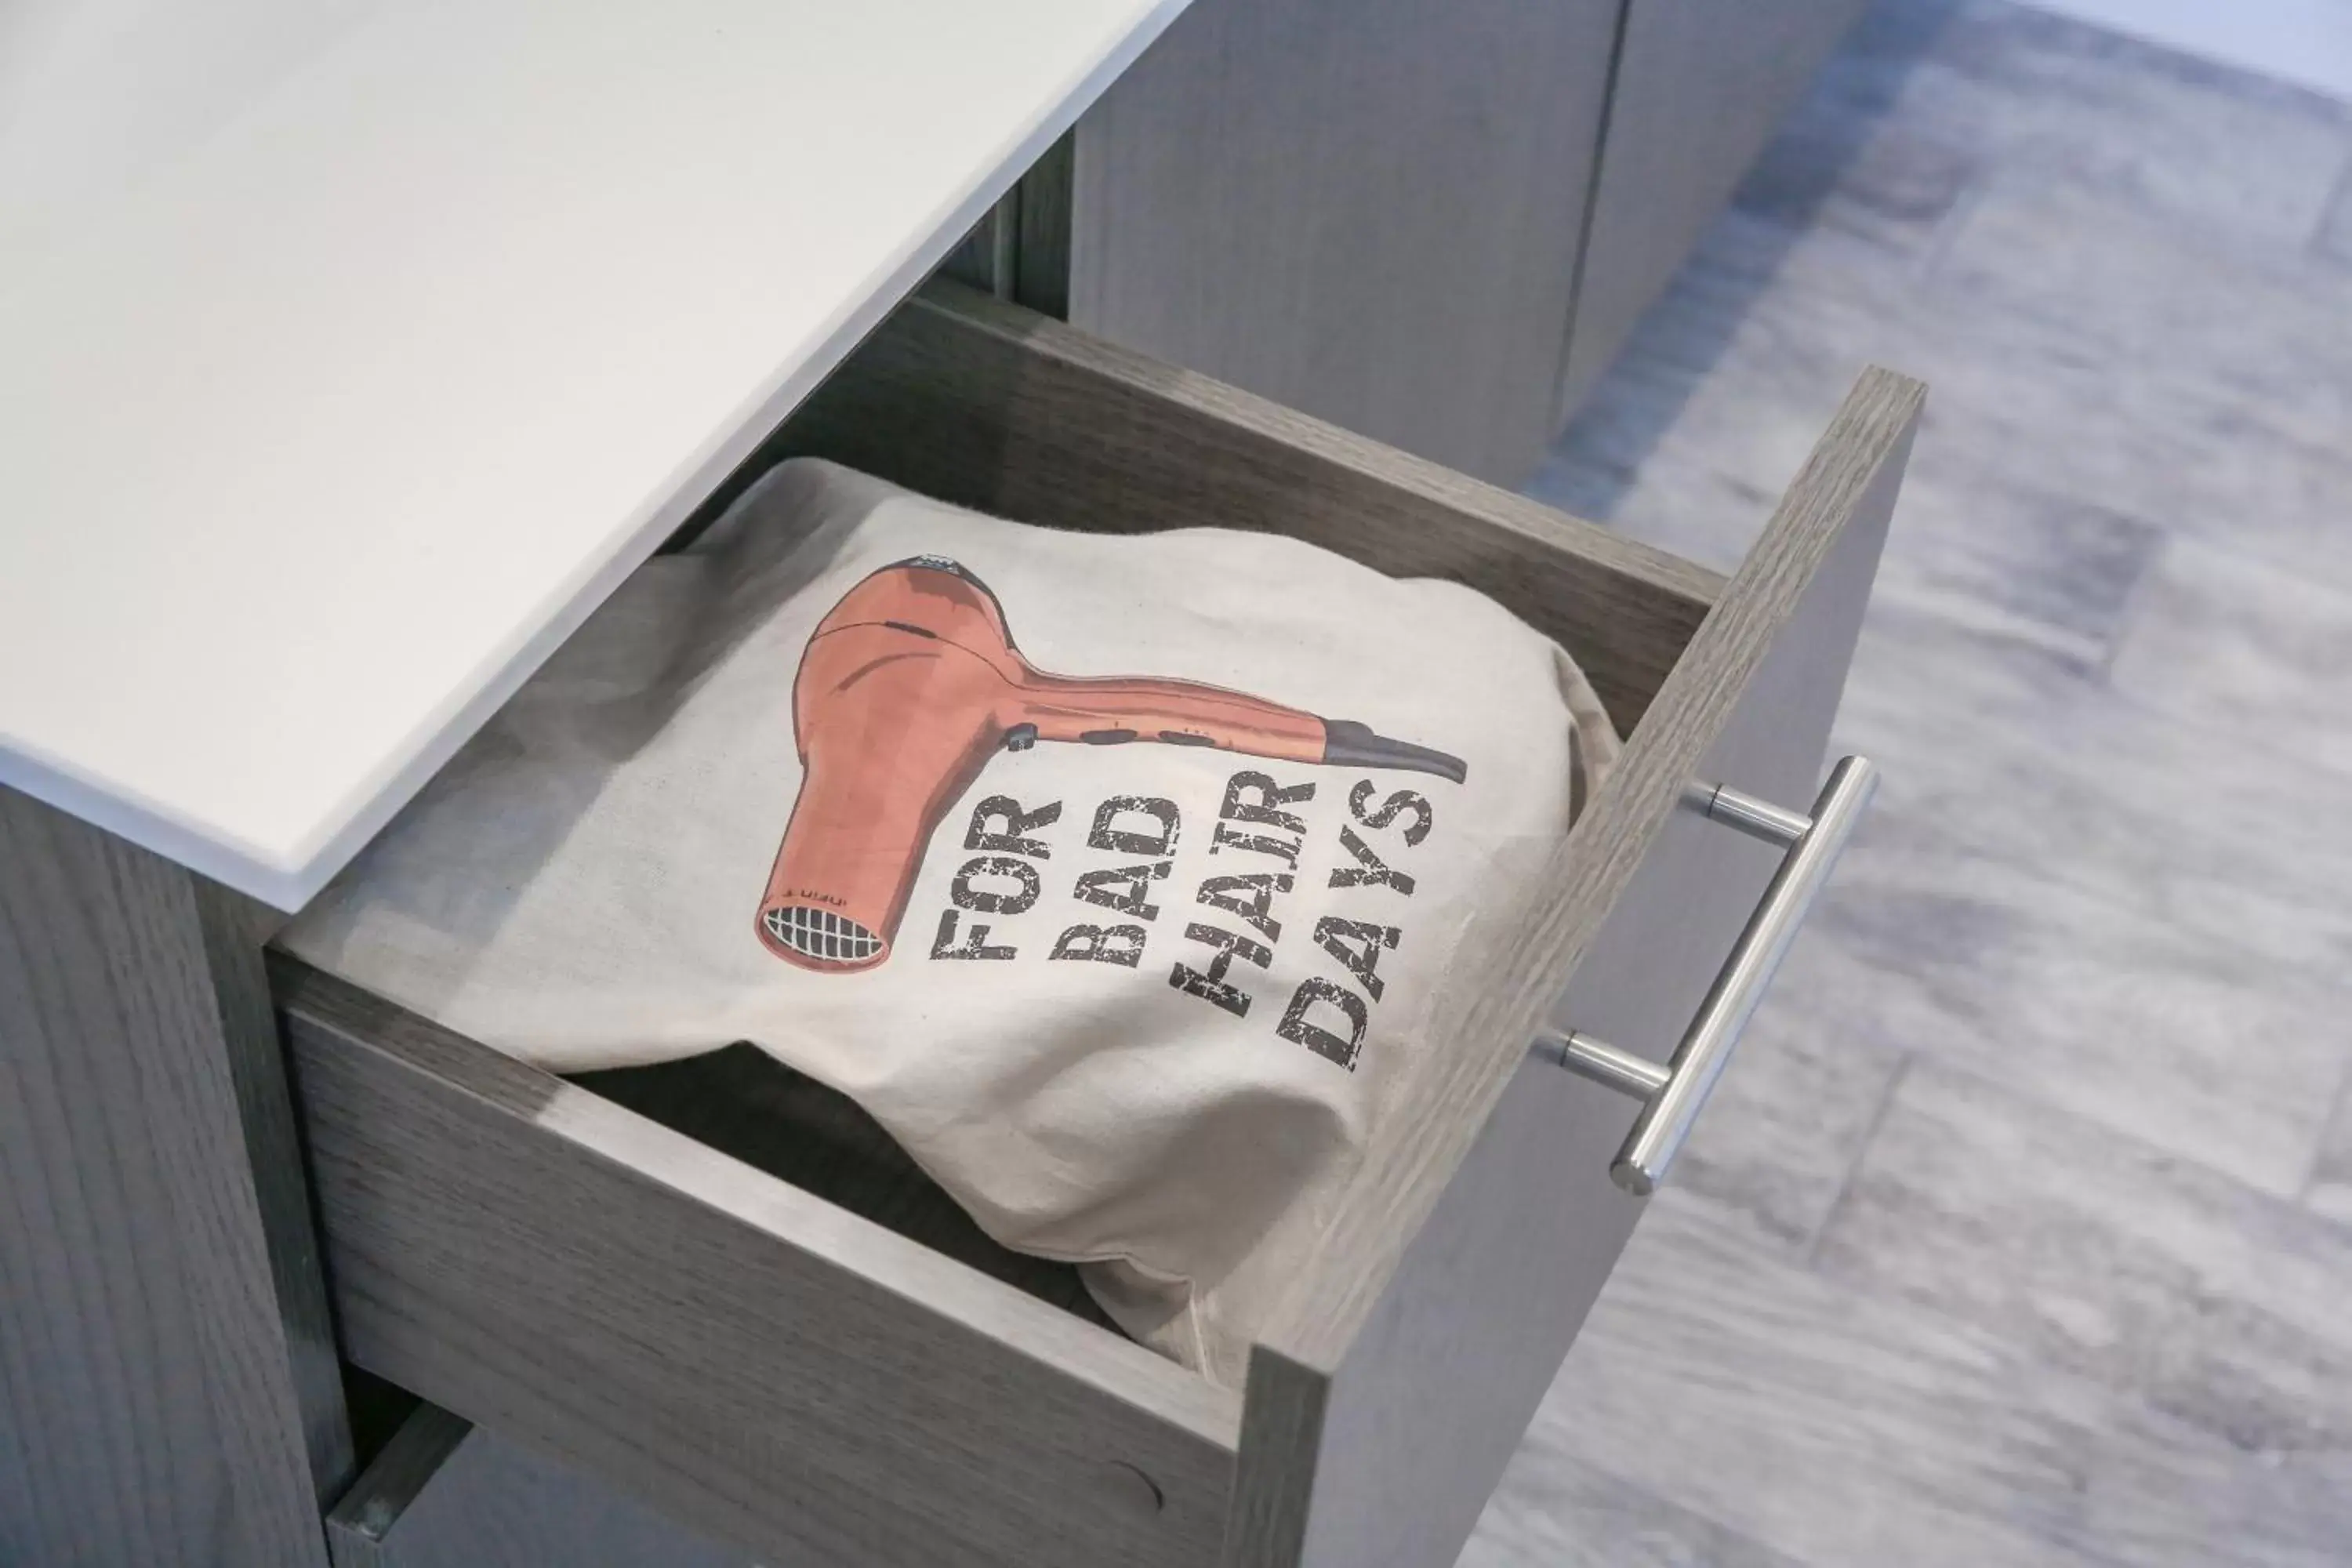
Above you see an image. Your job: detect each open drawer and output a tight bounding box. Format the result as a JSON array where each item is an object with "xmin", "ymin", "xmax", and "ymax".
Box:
[{"xmin": 274, "ymin": 281, "xmax": 1920, "ymax": 1568}]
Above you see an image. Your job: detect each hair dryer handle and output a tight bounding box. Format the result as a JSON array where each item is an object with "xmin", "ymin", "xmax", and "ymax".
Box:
[{"xmin": 757, "ymin": 728, "xmax": 995, "ymax": 971}]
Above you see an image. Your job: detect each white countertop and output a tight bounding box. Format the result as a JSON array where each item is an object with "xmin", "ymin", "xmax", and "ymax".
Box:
[{"xmin": 0, "ymin": 0, "xmax": 1186, "ymax": 909}]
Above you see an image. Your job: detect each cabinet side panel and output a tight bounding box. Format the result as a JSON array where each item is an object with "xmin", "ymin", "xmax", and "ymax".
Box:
[{"xmin": 1069, "ymin": 0, "xmax": 1623, "ymax": 485}]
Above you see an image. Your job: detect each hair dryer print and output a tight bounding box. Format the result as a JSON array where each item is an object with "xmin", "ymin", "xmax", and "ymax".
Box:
[{"xmin": 756, "ymin": 557, "xmax": 1467, "ymax": 971}]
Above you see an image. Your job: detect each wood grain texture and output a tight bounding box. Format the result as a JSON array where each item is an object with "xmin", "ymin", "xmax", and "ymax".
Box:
[
  {"xmin": 768, "ymin": 281, "xmax": 1719, "ymax": 737},
  {"xmin": 1535, "ymin": 1178, "xmax": 2352, "ymax": 1568},
  {"xmin": 1463, "ymin": 1432, "xmax": 1809, "ymax": 1568},
  {"xmin": 1014, "ymin": 129, "xmax": 1076, "ymax": 319},
  {"xmin": 1519, "ymin": 1192, "xmax": 2117, "ymax": 1568},
  {"xmin": 273, "ymin": 955, "xmax": 1240, "ymax": 1568},
  {"xmin": 0, "ymin": 785, "xmax": 347, "ymax": 1566},
  {"xmin": 1555, "ymin": 0, "xmax": 1871, "ymax": 423},
  {"xmin": 576, "ymin": 1045, "xmax": 1113, "ymax": 1324},
  {"xmin": 935, "ymin": 198, "xmax": 1011, "ymax": 297},
  {"xmin": 1771, "ymin": 803, "xmax": 2351, "ymax": 1200},
  {"xmin": 343, "ymin": 1366, "xmax": 426, "ymax": 1479},
  {"xmin": 1819, "ymin": 1060, "xmax": 2352, "ymax": 1465},
  {"xmin": 1222, "ymin": 370, "xmax": 1920, "ymax": 1567},
  {"xmin": 1062, "ymin": 0, "xmax": 1624, "ymax": 485},
  {"xmin": 939, "ymin": 132, "xmax": 1073, "ymax": 311},
  {"xmin": 329, "ymin": 1405, "xmax": 749, "ymax": 1568},
  {"xmin": 195, "ymin": 877, "xmax": 359, "ymax": 1507},
  {"xmin": 1839, "ymin": 2, "xmax": 2352, "ymax": 251},
  {"xmin": 327, "ymin": 1404, "xmax": 474, "ymax": 1568}
]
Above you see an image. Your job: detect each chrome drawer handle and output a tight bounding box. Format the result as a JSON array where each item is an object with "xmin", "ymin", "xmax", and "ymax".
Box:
[{"xmin": 1534, "ymin": 755, "xmax": 1878, "ymax": 1196}]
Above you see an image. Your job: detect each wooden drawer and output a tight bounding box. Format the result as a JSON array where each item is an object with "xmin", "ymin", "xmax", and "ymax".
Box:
[{"xmin": 275, "ymin": 282, "xmax": 1918, "ymax": 1568}]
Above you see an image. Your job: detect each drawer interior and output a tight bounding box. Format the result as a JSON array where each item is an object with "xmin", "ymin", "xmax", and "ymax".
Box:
[
  {"xmin": 278, "ymin": 281, "xmax": 1919, "ymax": 1568},
  {"xmin": 585, "ymin": 276, "xmax": 1730, "ymax": 1348},
  {"xmin": 574, "ymin": 1048, "xmax": 1111, "ymax": 1327},
  {"xmin": 604, "ymin": 270, "xmax": 1733, "ymax": 1356}
]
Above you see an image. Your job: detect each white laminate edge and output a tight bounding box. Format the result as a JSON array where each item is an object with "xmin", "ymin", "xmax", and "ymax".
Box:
[{"xmin": 0, "ymin": 0, "xmax": 1189, "ymax": 909}]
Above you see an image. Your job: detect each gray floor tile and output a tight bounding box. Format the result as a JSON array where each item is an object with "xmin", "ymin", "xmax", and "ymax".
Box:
[
  {"xmin": 1869, "ymin": 453, "xmax": 2165, "ymax": 669},
  {"xmin": 1835, "ymin": 599, "xmax": 2352, "ymax": 978},
  {"xmin": 2075, "ymin": 1426, "xmax": 2352, "ymax": 1568},
  {"xmin": 1458, "ymin": 1454, "xmax": 1808, "ymax": 1568},
  {"xmin": 1512, "ymin": 1192, "xmax": 2234, "ymax": 1568},
  {"xmin": 1666, "ymin": 935, "xmax": 1911, "ymax": 1250},
  {"xmin": 2299, "ymin": 1085, "xmax": 2352, "ymax": 1228},
  {"xmin": 1548, "ymin": 1191, "xmax": 2352, "ymax": 1568},
  {"xmin": 1817, "ymin": 1062, "xmax": 2352, "ymax": 1457},
  {"xmin": 1930, "ymin": 174, "xmax": 2352, "ymax": 438},
  {"xmin": 1503, "ymin": 3, "xmax": 2352, "ymax": 1562},
  {"xmin": 1730, "ymin": 93, "xmax": 1982, "ymax": 266},
  {"xmin": 1770, "ymin": 807, "xmax": 2345, "ymax": 1196},
  {"xmin": 1526, "ymin": 233, "xmax": 1883, "ymax": 559},
  {"xmin": 1554, "ymin": 287, "xmax": 2352, "ymax": 982},
  {"xmin": 2317, "ymin": 164, "xmax": 2352, "ymax": 266},
  {"xmin": 2107, "ymin": 535, "xmax": 2352, "ymax": 783},
  {"xmin": 1838, "ymin": 262, "xmax": 2348, "ymax": 586},
  {"xmin": 1827, "ymin": 1, "xmax": 2352, "ymax": 248},
  {"xmin": 1925, "ymin": 335, "xmax": 2352, "ymax": 588},
  {"xmin": 1558, "ymin": 204, "xmax": 2352, "ymax": 588}
]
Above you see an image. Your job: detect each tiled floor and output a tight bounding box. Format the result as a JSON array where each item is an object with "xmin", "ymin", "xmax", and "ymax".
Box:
[
  {"xmin": 1464, "ymin": 3, "xmax": 2352, "ymax": 1564},
  {"xmin": 2017, "ymin": 0, "xmax": 2352, "ymax": 106}
]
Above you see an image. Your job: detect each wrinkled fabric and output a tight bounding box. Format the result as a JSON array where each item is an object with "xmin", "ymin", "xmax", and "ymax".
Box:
[{"xmin": 284, "ymin": 459, "xmax": 1620, "ymax": 1383}]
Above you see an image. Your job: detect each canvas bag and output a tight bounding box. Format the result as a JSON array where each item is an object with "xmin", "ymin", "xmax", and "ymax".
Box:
[{"xmin": 283, "ymin": 458, "xmax": 1620, "ymax": 1385}]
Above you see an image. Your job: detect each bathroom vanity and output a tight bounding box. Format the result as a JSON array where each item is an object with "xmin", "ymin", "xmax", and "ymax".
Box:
[{"xmin": 0, "ymin": 3, "xmax": 1901, "ymax": 1564}]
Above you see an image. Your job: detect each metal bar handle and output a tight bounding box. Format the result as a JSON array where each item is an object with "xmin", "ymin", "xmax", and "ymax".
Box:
[{"xmin": 1535, "ymin": 754, "xmax": 1878, "ymax": 1196}]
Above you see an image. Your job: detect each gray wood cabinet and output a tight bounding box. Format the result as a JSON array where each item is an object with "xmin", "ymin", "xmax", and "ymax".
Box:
[
  {"xmin": 0, "ymin": 12, "xmax": 1900, "ymax": 1568},
  {"xmin": 1555, "ymin": 0, "xmax": 1875, "ymax": 423},
  {"xmin": 0, "ymin": 801, "xmax": 350, "ymax": 1567},
  {"xmin": 1058, "ymin": 0, "xmax": 1623, "ymax": 487},
  {"xmin": 1016, "ymin": 0, "xmax": 1868, "ymax": 488}
]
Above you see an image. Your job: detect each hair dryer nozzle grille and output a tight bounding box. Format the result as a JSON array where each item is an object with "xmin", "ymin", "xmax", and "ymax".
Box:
[{"xmin": 761, "ymin": 904, "xmax": 886, "ymax": 967}]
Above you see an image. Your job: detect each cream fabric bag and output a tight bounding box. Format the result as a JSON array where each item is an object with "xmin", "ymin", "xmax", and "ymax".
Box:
[{"xmin": 284, "ymin": 459, "xmax": 1619, "ymax": 1385}]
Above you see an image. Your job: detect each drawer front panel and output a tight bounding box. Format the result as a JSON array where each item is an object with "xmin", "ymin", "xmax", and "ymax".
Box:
[
  {"xmin": 1229, "ymin": 374, "xmax": 1920, "ymax": 1568},
  {"xmin": 278, "ymin": 962, "xmax": 1238, "ymax": 1568}
]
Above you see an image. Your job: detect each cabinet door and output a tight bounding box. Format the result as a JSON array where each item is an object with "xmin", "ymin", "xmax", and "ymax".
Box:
[
  {"xmin": 1555, "ymin": 0, "xmax": 1870, "ymax": 424},
  {"xmin": 1064, "ymin": 0, "xmax": 1622, "ymax": 487}
]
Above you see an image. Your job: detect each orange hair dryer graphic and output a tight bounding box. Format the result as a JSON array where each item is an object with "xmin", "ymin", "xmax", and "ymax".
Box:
[{"xmin": 757, "ymin": 557, "xmax": 1466, "ymax": 971}]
